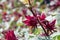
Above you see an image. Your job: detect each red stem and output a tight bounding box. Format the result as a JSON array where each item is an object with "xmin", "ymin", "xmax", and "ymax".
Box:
[{"xmin": 28, "ymin": 0, "xmax": 49, "ymax": 36}]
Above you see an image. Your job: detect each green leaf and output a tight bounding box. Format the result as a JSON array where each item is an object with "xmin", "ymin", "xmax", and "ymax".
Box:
[
  {"xmin": 33, "ymin": 0, "xmax": 44, "ymax": 6},
  {"xmin": 17, "ymin": 23, "xmax": 24, "ymax": 27},
  {"xmin": 29, "ymin": 36, "xmax": 34, "ymax": 38},
  {"xmin": 39, "ymin": 0, "xmax": 44, "ymax": 4},
  {"xmin": 0, "ymin": 19, "xmax": 2, "ymax": 23},
  {"xmin": 53, "ymin": 35, "xmax": 60, "ymax": 40},
  {"xmin": 33, "ymin": 28, "xmax": 41, "ymax": 35},
  {"xmin": 0, "ymin": 14, "xmax": 2, "ymax": 23}
]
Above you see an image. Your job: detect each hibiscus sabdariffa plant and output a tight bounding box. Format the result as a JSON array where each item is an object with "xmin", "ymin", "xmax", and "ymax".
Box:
[
  {"xmin": 20, "ymin": 0, "xmax": 57, "ymax": 40},
  {"xmin": 0, "ymin": 0, "xmax": 60, "ymax": 40}
]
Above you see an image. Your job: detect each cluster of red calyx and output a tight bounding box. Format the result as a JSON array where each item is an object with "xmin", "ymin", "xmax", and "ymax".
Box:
[
  {"xmin": 23, "ymin": 13, "xmax": 56, "ymax": 35},
  {"xmin": 38, "ymin": 13, "xmax": 56, "ymax": 35}
]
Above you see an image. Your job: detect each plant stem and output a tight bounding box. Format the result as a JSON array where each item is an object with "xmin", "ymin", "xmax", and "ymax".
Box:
[
  {"xmin": 28, "ymin": 0, "xmax": 51, "ymax": 36},
  {"xmin": 29, "ymin": 7, "xmax": 49, "ymax": 36}
]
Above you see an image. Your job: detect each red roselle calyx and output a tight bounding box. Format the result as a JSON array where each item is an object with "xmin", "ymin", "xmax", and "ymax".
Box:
[
  {"xmin": 38, "ymin": 13, "xmax": 56, "ymax": 35},
  {"xmin": 23, "ymin": 15, "xmax": 37, "ymax": 27},
  {"xmin": 38, "ymin": 13, "xmax": 46, "ymax": 21},
  {"xmin": 2, "ymin": 30, "xmax": 18, "ymax": 40},
  {"xmin": 23, "ymin": 15, "xmax": 38, "ymax": 33}
]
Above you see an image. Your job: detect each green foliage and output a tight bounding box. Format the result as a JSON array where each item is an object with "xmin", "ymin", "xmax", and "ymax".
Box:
[
  {"xmin": 17, "ymin": 23, "xmax": 24, "ymax": 27},
  {"xmin": 33, "ymin": 28, "xmax": 41, "ymax": 35},
  {"xmin": 53, "ymin": 35, "xmax": 60, "ymax": 40},
  {"xmin": 39, "ymin": 0, "xmax": 44, "ymax": 4},
  {"xmin": 0, "ymin": 19, "xmax": 2, "ymax": 23},
  {"xmin": 29, "ymin": 36, "xmax": 34, "ymax": 38},
  {"xmin": 33, "ymin": 0, "xmax": 43, "ymax": 6},
  {"xmin": 0, "ymin": 14, "xmax": 2, "ymax": 23}
]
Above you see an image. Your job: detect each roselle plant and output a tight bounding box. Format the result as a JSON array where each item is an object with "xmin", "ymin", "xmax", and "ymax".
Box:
[{"xmin": 0, "ymin": 0, "xmax": 60, "ymax": 40}]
